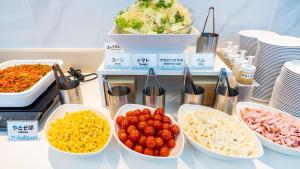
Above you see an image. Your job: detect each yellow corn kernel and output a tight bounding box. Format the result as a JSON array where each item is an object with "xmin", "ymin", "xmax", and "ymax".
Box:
[{"xmin": 47, "ymin": 110, "xmax": 110, "ymax": 153}]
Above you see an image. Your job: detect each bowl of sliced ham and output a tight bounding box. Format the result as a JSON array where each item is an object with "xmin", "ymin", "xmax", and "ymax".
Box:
[{"xmin": 236, "ymin": 102, "xmax": 300, "ymax": 156}]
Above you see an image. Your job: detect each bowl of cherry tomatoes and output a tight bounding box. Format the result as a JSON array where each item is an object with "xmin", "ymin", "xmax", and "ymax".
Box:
[{"xmin": 114, "ymin": 104, "xmax": 184, "ymax": 160}]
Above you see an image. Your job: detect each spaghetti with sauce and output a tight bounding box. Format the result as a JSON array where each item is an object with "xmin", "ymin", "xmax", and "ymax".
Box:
[{"xmin": 0, "ymin": 64, "xmax": 51, "ymax": 93}]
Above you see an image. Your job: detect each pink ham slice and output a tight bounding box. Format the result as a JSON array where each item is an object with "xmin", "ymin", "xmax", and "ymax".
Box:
[{"xmin": 241, "ymin": 107, "xmax": 300, "ymax": 149}]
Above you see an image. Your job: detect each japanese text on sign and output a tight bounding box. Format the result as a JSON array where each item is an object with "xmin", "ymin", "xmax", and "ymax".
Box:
[
  {"xmin": 104, "ymin": 53, "xmax": 131, "ymax": 69},
  {"xmin": 7, "ymin": 120, "xmax": 38, "ymax": 141},
  {"xmin": 132, "ymin": 54, "xmax": 157, "ymax": 70},
  {"xmin": 158, "ymin": 54, "xmax": 185, "ymax": 70},
  {"xmin": 104, "ymin": 42, "xmax": 123, "ymax": 53},
  {"xmin": 188, "ymin": 53, "xmax": 215, "ymax": 70}
]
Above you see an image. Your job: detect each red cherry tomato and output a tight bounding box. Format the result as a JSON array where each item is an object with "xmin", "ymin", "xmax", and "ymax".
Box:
[
  {"xmin": 129, "ymin": 129, "xmax": 140, "ymax": 141},
  {"xmin": 116, "ymin": 116, "xmax": 125, "ymax": 126},
  {"xmin": 133, "ymin": 109, "xmax": 142, "ymax": 116},
  {"xmin": 147, "ymin": 119, "xmax": 154, "ymax": 126},
  {"xmin": 144, "ymin": 148, "xmax": 154, "ymax": 156},
  {"xmin": 120, "ymin": 119, "xmax": 129, "ymax": 129},
  {"xmin": 127, "ymin": 125, "xmax": 136, "ymax": 133},
  {"xmin": 143, "ymin": 108, "xmax": 151, "ymax": 115},
  {"xmin": 168, "ymin": 139, "xmax": 176, "ymax": 148},
  {"xmin": 130, "ymin": 115, "xmax": 139, "ymax": 125},
  {"xmin": 162, "ymin": 115, "xmax": 171, "ymax": 124},
  {"xmin": 126, "ymin": 111, "xmax": 134, "ymax": 117},
  {"xmin": 154, "ymin": 108, "xmax": 165, "ymax": 115},
  {"xmin": 138, "ymin": 121, "xmax": 148, "ymax": 131},
  {"xmin": 170, "ymin": 125, "xmax": 180, "ymax": 136},
  {"xmin": 153, "ymin": 114, "xmax": 162, "ymax": 121},
  {"xmin": 118, "ymin": 129, "xmax": 126, "ymax": 134},
  {"xmin": 139, "ymin": 114, "xmax": 147, "ymax": 121},
  {"xmin": 162, "ymin": 123, "xmax": 171, "ymax": 129},
  {"xmin": 154, "ymin": 149, "xmax": 160, "ymax": 156},
  {"xmin": 145, "ymin": 136, "xmax": 156, "ymax": 148},
  {"xmin": 153, "ymin": 120, "xmax": 162, "ymax": 130},
  {"xmin": 159, "ymin": 146, "xmax": 170, "ymax": 157},
  {"xmin": 155, "ymin": 137, "xmax": 164, "ymax": 148},
  {"xmin": 138, "ymin": 135, "xmax": 146, "ymax": 146},
  {"xmin": 156, "ymin": 130, "xmax": 162, "ymax": 137},
  {"xmin": 124, "ymin": 139, "xmax": 134, "ymax": 149},
  {"xmin": 118, "ymin": 130, "xmax": 127, "ymax": 142},
  {"xmin": 133, "ymin": 144, "xmax": 143, "ymax": 154},
  {"xmin": 144, "ymin": 126, "xmax": 155, "ymax": 136},
  {"xmin": 160, "ymin": 129, "xmax": 173, "ymax": 141}
]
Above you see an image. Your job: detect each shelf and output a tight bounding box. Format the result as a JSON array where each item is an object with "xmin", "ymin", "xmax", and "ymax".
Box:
[{"xmin": 97, "ymin": 56, "xmax": 231, "ymax": 76}]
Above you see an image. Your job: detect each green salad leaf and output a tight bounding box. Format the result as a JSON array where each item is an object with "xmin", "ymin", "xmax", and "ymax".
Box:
[
  {"xmin": 130, "ymin": 19, "xmax": 143, "ymax": 29},
  {"xmin": 155, "ymin": 26, "xmax": 165, "ymax": 33},
  {"xmin": 175, "ymin": 11, "xmax": 184, "ymax": 23},
  {"xmin": 138, "ymin": 0, "xmax": 151, "ymax": 8},
  {"xmin": 155, "ymin": 0, "xmax": 173, "ymax": 9},
  {"xmin": 115, "ymin": 17, "xmax": 129, "ymax": 28}
]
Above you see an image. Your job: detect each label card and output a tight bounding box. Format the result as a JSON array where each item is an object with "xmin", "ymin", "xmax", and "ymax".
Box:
[
  {"xmin": 7, "ymin": 120, "xmax": 38, "ymax": 141},
  {"xmin": 104, "ymin": 42, "xmax": 123, "ymax": 53},
  {"xmin": 132, "ymin": 54, "xmax": 157, "ymax": 70},
  {"xmin": 158, "ymin": 54, "xmax": 185, "ymax": 70},
  {"xmin": 188, "ymin": 53, "xmax": 215, "ymax": 70},
  {"xmin": 104, "ymin": 53, "xmax": 131, "ymax": 69}
]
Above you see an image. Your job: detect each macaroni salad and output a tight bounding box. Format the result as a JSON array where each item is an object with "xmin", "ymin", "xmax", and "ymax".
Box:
[{"xmin": 183, "ymin": 111, "xmax": 259, "ymax": 157}]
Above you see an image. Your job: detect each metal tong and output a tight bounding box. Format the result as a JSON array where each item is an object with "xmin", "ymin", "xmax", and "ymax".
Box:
[
  {"xmin": 202, "ymin": 7, "xmax": 215, "ymax": 34},
  {"xmin": 144, "ymin": 68, "xmax": 163, "ymax": 96},
  {"xmin": 52, "ymin": 64, "xmax": 73, "ymax": 90},
  {"xmin": 216, "ymin": 68, "xmax": 234, "ymax": 96},
  {"xmin": 183, "ymin": 67, "xmax": 197, "ymax": 94}
]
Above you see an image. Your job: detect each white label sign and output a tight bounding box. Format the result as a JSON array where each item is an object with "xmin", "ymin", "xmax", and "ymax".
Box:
[
  {"xmin": 104, "ymin": 42, "xmax": 123, "ymax": 53},
  {"xmin": 132, "ymin": 54, "xmax": 157, "ymax": 70},
  {"xmin": 188, "ymin": 53, "xmax": 215, "ymax": 69},
  {"xmin": 104, "ymin": 53, "xmax": 131, "ymax": 69},
  {"xmin": 7, "ymin": 120, "xmax": 38, "ymax": 141},
  {"xmin": 158, "ymin": 54, "xmax": 185, "ymax": 70}
]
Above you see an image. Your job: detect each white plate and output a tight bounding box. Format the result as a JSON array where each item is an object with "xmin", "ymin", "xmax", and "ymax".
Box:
[
  {"xmin": 178, "ymin": 104, "xmax": 263, "ymax": 160},
  {"xmin": 258, "ymin": 35, "xmax": 300, "ymax": 47},
  {"xmin": 284, "ymin": 60, "xmax": 300, "ymax": 75},
  {"xmin": 113, "ymin": 104, "xmax": 184, "ymax": 161},
  {"xmin": 239, "ymin": 30, "xmax": 278, "ymax": 38},
  {"xmin": 108, "ymin": 26, "xmax": 200, "ymax": 52},
  {"xmin": 236, "ymin": 102, "xmax": 300, "ymax": 156},
  {"xmin": 44, "ymin": 104, "xmax": 113, "ymax": 157},
  {"xmin": 0, "ymin": 59, "xmax": 64, "ymax": 107}
]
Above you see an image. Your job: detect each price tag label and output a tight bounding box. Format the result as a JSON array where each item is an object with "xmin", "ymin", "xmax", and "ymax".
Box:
[
  {"xmin": 158, "ymin": 54, "xmax": 185, "ymax": 70},
  {"xmin": 104, "ymin": 53, "xmax": 131, "ymax": 69},
  {"xmin": 132, "ymin": 54, "xmax": 157, "ymax": 70},
  {"xmin": 188, "ymin": 53, "xmax": 215, "ymax": 69},
  {"xmin": 104, "ymin": 42, "xmax": 123, "ymax": 53},
  {"xmin": 7, "ymin": 120, "xmax": 38, "ymax": 141}
]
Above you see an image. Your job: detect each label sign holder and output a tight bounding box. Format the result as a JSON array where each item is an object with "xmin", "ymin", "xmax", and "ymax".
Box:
[
  {"xmin": 188, "ymin": 53, "xmax": 215, "ymax": 70},
  {"xmin": 7, "ymin": 120, "xmax": 38, "ymax": 141},
  {"xmin": 104, "ymin": 53, "xmax": 131, "ymax": 70},
  {"xmin": 158, "ymin": 54, "xmax": 185, "ymax": 70},
  {"xmin": 132, "ymin": 54, "xmax": 157, "ymax": 70}
]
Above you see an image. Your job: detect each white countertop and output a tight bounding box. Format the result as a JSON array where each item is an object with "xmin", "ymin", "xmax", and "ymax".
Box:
[{"xmin": 0, "ymin": 79, "xmax": 299, "ymax": 169}]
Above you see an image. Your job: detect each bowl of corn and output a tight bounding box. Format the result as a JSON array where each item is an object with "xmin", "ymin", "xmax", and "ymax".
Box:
[{"xmin": 45, "ymin": 104, "xmax": 113, "ymax": 157}]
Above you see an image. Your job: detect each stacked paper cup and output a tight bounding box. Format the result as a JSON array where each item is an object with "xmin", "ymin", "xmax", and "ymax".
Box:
[
  {"xmin": 252, "ymin": 36, "xmax": 300, "ymax": 101},
  {"xmin": 270, "ymin": 60, "xmax": 300, "ymax": 117},
  {"xmin": 239, "ymin": 30, "xmax": 278, "ymax": 56}
]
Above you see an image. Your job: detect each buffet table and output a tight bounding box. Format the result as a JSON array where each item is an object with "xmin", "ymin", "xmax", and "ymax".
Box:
[{"xmin": 0, "ymin": 79, "xmax": 299, "ymax": 169}]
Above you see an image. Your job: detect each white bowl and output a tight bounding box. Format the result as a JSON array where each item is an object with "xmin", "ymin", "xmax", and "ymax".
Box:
[
  {"xmin": 236, "ymin": 102, "xmax": 300, "ymax": 156},
  {"xmin": 108, "ymin": 26, "xmax": 200, "ymax": 52},
  {"xmin": 45, "ymin": 104, "xmax": 113, "ymax": 157},
  {"xmin": 0, "ymin": 59, "xmax": 64, "ymax": 107},
  {"xmin": 178, "ymin": 104, "xmax": 264, "ymax": 160},
  {"xmin": 113, "ymin": 104, "xmax": 184, "ymax": 161}
]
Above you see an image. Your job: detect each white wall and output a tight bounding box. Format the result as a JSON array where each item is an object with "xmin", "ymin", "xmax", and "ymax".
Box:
[{"xmin": 0, "ymin": 0, "xmax": 299, "ymax": 48}]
